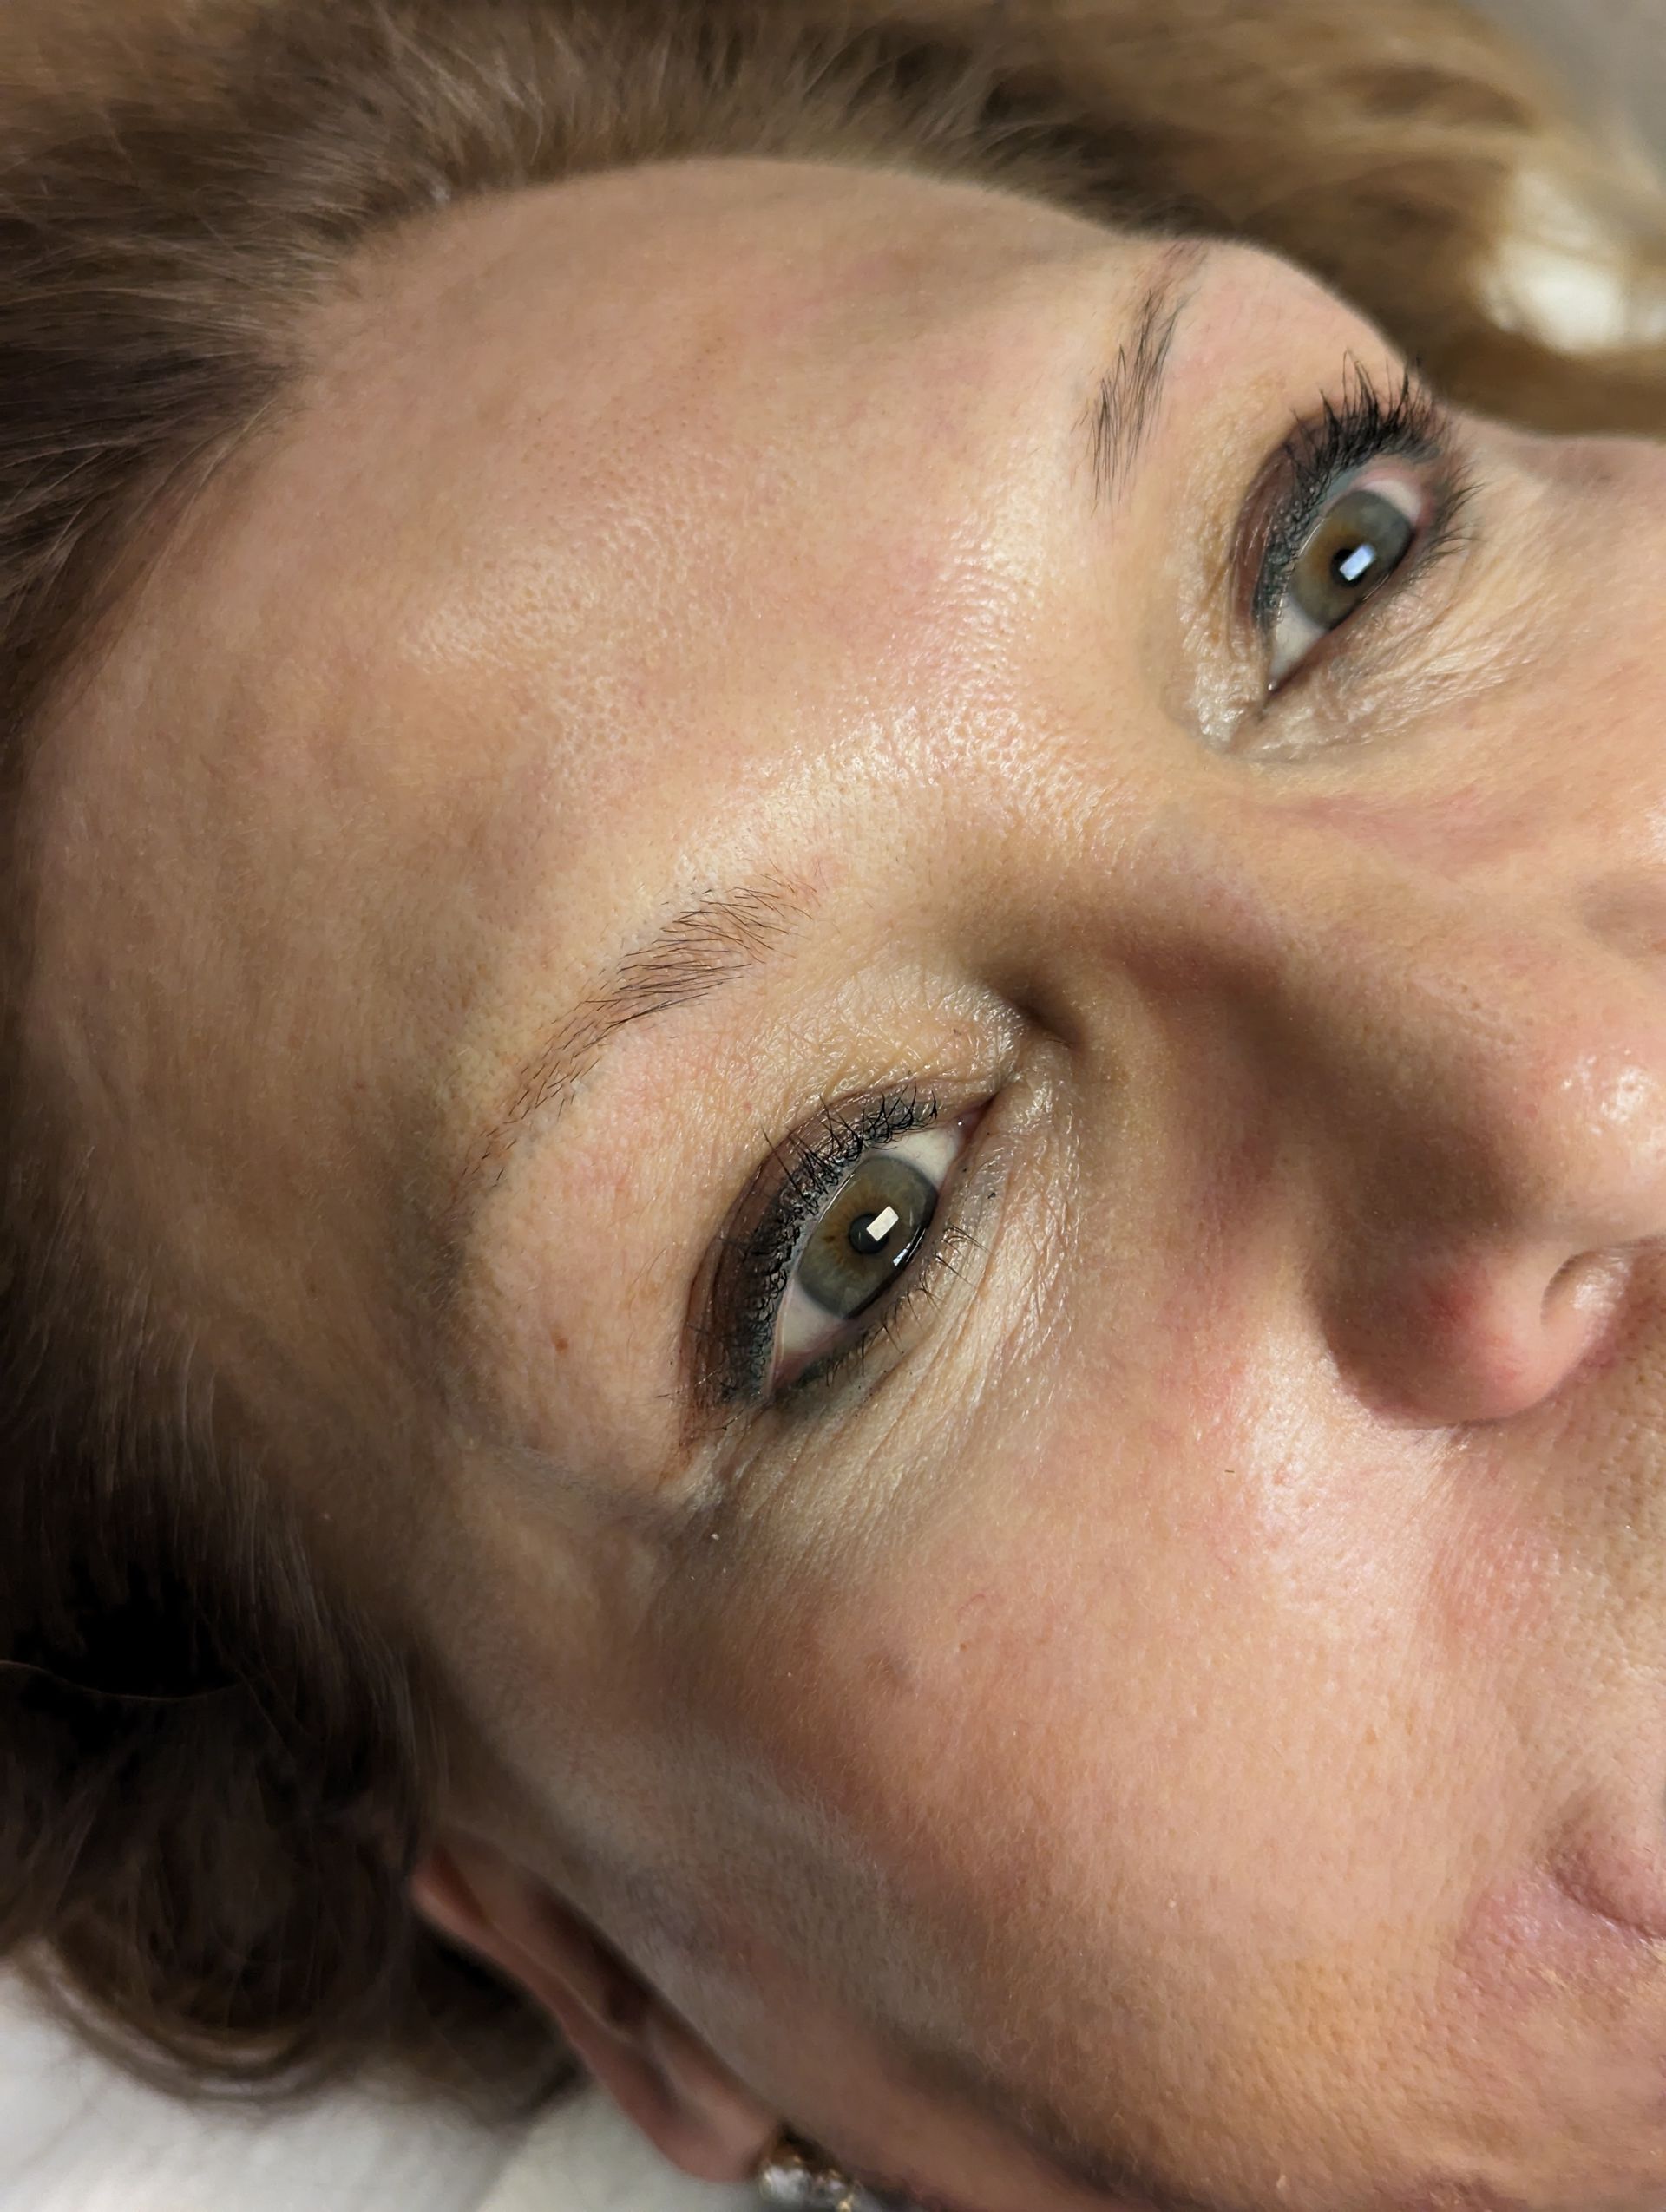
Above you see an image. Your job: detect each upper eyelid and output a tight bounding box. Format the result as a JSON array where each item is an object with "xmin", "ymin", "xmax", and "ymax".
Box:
[
  {"xmin": 1250, "ymin": 393, "xmax": 1479, "ymax": 698},
  {"xmin": 1242, "ymin": 366, "xmax": 1458, "ymax": 628}
]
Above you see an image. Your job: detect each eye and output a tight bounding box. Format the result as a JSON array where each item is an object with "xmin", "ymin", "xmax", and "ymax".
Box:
[
  {"xmin": 1239, "ymin": 363, "xmax": 1475, "ymax": 702},
  {"xmin": 696, "ymin": 1090, "xmax": 983, "ymax": 1411},
  {"xmin": 773, "ymin": 1122, "xmax": 965, "ymax": 1393},
  {"xmin": 1267, "ymin": 463, "xmax": 1427, "ymax": 688}
]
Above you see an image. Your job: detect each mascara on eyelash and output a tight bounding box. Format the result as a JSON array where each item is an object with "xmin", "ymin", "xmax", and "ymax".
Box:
[
  {"xmin": 1248, "ymin": 362, "xmax": 1459, "ymax": 638},
  {"xmin": 699, "ymin": 1083, "xmax": 943, "ymax": 1408}
]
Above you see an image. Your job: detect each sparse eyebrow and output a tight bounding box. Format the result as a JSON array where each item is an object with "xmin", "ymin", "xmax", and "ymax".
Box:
[
  {"xmin": 432, "ymin": 872, "xmax": 812, "ymax": 1311},
  {"xmin": 1084, "ymin": 241, "xmax": 1209, "ymax": 508}
]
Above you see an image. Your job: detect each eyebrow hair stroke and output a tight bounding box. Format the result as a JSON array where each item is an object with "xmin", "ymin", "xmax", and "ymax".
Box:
[
  {"xmin": 1086, "ymin": 243, "xmax": 1207, "ymax": 508},
  {"xmin": 433, "ymin": 874, "xmax": 812, "ymax": 1304}
]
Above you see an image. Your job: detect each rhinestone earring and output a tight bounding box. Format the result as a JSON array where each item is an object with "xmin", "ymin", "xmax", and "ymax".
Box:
[{"xmin": 754, "ymin": 2128, "xmax": 916, "ymax": 2210}]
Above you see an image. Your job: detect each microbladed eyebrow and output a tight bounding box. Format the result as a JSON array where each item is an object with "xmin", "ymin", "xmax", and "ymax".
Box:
[
  {"xmin": 1084, "ymin": 240, "xmax": 1210, "ymax": 509},
  {"xmin": 431, "ymin": 873, "xmax": 812, "ymax": 1308}
]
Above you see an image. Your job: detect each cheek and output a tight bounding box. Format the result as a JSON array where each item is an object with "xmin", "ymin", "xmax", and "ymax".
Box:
[
  {"xmin": 1421, "ymin": 1448, "xmax": 1568, "ymax": 1672},
  {"xmin": 669, "ymin": 1380, "xmax": 1615, "ymax": 2199},
  {"xmin": 792, "ymin": 1342, "xmax": 1505, "ymax": 1997},
  {"xmin": 1433, "ymin": 1864, "xmax": 1666, "ymax": 2187}
]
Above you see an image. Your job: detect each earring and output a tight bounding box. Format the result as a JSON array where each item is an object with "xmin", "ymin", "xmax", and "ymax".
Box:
[{"xmin": 753, "ymin": 2127, "xmax": 915, "ymax": 2210}]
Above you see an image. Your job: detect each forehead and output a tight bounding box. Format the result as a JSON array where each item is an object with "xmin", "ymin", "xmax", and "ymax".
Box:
[
  {"xmin": 279, "ymin": 157, "xmax": 1111, "ymax": 746},
  {"xmin": 22, "ymin": 157, "xmax": 1136, "ymax": 1422},
  {"xmin": 308, "ymin": 150, "xmax": 1105, "ymax": 435},
  {"xmin": 292, "ymin": 154, "xmax": 1105, "ymax": 577},
  {"xmin": 133, "ymin": 156, "xmax": 1132, "ymax": 972}
]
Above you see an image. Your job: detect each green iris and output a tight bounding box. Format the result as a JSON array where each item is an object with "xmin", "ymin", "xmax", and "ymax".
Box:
[
  {"xmin": 795, "ymin": 1151, "xmax": 937, "ymax": 1321},
  {"xmin": 1291, "ymin": 485, "xmax": 1416, "ymax": 634}
]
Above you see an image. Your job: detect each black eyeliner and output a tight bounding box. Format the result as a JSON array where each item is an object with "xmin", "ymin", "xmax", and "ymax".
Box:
[
  {"xmin": 699, "ymin": 1083, "xmax": 941, "ymax": 1409},
  {"xmin": 1250, "ymin": 360, "xmax": 1468, "ymax": 638}
]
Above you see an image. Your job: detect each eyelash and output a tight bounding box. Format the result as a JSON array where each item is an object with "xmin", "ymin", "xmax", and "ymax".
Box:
[
  {"xmin": 698, "ymin": 366, "xmax": 1473, "ymax": 1419},
  {"xmin": 1248, "ymin": 360, "xmax": 1477, "ymax": 688},
  {"xmin": 699, "ymin": 1083, "xmax": 978, "ymax": 1412}
]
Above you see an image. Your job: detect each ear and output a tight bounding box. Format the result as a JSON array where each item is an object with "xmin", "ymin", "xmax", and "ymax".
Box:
[{"xmin": 410, "ymin": 1836, "xmax": 779, "ymax": 2186}]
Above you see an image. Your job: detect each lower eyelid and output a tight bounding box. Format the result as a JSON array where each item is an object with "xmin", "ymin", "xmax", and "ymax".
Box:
[
  {"xmin": 1276, "ymin": 469, "xmax": 1479, "ymax": 704},
  {"xmin": 1236, "ymin": 526, "xmax": 1483, "ymax": 756},
  {"xmin": 768, "ymin": 1104, "xmax": 1004, "ymax": 1409}
]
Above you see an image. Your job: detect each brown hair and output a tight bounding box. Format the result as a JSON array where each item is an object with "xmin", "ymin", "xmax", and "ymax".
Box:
[{"xmin": 3, "ymin": 0, "xmax": 1663, "ymax": 2113}]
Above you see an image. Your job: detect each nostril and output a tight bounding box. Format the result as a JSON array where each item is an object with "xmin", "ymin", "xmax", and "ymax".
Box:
[
  {"xmin": 1542, "ymin": 1251, "xmax": 1589, "ymax": 1319},
  {"xmin": 1542, "ymin": 1247, "xmax": 1630, "ymax": 1365},
  {"xmin": 1331, "ymin": 1244, "xmax": 1630, "ymax": 1427}
]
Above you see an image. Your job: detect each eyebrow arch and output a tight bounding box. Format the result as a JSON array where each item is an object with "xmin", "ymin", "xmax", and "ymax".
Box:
[
  {"xmin": 432, "ymin": 873, "xmax": 812, "ymax": 1302},
  {"xmin": 1084, "ymin": 240, "xmax": 1208, "ymax": 508}
]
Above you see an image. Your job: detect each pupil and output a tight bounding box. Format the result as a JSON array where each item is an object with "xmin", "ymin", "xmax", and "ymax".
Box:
[
  {"xmin": 1333, "ymin": 540, "xmax": 1377, "ymax": 587},
  {"xmin": 797, "ymin": 1150, "xmax": 938, "ymax": 1323},
  {"xmin": 849, "ymin": 1204, "xmax": 900, "ymax": 1257}
]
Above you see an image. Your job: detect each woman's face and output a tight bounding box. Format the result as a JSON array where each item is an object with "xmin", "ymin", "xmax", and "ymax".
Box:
[{"xmin": 31, "ymin": 155, "xmax": 1666, "ymax": 2211}]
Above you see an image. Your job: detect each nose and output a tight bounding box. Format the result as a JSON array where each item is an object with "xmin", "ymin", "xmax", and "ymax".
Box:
[
  {"xmin": 1323, "ymin": 1124, "xmax": 1649, "ymax": 1430},
  {"xmin": 1125, "ymin": 808, "xmax": 1666, "ymax": 1430},
  {"xmin": 1284, "ymin": 877, "xmax": 1666, "ymax": 1425}
]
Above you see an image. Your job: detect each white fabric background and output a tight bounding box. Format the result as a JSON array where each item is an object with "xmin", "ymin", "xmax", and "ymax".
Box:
[
  {"xmin": 0, "ymin": 1973, "xmax": 753, "ymax": 2212},
  {"xmin": 3, "ymin": 1, "xmax": 1660, "ymax": 2207},
  {"xmin": 0, "ymin": 1974, "xmax": 511, "ymax": 2212}
]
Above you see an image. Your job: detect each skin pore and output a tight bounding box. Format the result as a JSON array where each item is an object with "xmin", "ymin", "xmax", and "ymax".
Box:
[{"xmin": 23, "ymin": 152, "xmax": 1666, "ymax": 2211}]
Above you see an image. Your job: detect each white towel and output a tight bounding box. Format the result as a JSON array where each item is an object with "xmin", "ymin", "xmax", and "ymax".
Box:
[
  {"xmin": 0, "ymin": 1975, "xmax": 518, "ymax": 2212},
  {"xmin": 472, "ymin": 2089, "xmax": 755, "ymax": 2212},
  {"xmin": 0, "ymin": 1973, "xmax": 752, "ymax": 2212}
]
